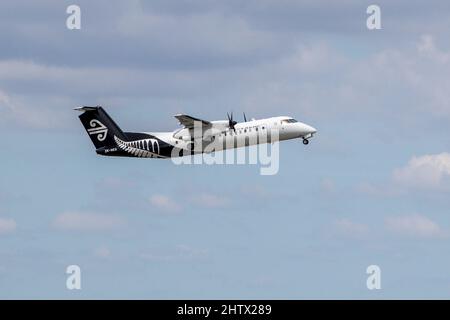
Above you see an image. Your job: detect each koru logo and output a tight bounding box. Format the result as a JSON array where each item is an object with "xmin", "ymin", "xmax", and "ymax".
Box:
[{"xmin": 87, "ymin": 119, "xmax": 108, "ymax": 141}]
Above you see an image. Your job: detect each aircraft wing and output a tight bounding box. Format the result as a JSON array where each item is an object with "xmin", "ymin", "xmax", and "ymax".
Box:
[{"xmin": 174, "ymin": 114, "xmax": 211, "ymax": 128}]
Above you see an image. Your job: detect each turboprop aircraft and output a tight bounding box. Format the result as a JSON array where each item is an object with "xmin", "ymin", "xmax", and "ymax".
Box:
[{"xmin": 75, "ymin": 106, "xmax": 317, "ymax": 159}]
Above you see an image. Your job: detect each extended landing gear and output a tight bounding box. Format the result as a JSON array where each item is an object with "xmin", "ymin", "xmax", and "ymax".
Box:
[{"xmin": 302, "ymin": 139, "xmax": 309, "ymax": 145}]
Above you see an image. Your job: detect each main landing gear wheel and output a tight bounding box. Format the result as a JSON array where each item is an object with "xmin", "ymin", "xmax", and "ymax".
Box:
[{"xmin": 303, "ymin": 139, "xmax": 309, "ymax": 145}]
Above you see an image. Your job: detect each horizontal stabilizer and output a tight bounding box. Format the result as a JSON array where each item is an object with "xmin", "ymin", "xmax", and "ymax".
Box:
[{"xmin": 74, "ymin": 106, "xmax": 100, "ymax": 112}]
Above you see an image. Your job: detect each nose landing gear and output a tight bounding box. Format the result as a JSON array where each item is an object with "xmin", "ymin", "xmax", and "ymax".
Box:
[{"xmin": 302, "ymin": 139, "xmax": 309, "ymax": 145}]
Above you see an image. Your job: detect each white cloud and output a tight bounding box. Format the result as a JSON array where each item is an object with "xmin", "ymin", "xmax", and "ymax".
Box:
[
  {"xmin": 0, "ymin": 59, "xmax": 210, "ymax": 101},
  {"xmin": 116, "ymin": 6, "xmax": 284, "ymax": 62},
  {"xmin": 53, "ymin": 212, "xmax": 125, "ymax": 231},
  {"xmin": 320, "ymin": 178, "xmax": 335, "ymax": 193},
  {"xmin": 189, "ymin": 192, "xmax": 229, "ymax": 208},
  {"xmin": 149, "ymin": 194, "xmax": 181, "ymax": 213},
  {"xmin": 417, "ymin": 34, "xmax": 450, "ymax": 64},
  {"xmin": 0, "ymin": 218, "xmax": 16, "ymax": 235},
  {"xmin": 355, "ymin": 182, "xmax": 382, "ymax": 196},
  {"xmin": 240, "ymin": 184, "xmax": 268, "ymax": 198},
  {"xmin": 385, "ymin": 214, "xmax": 447, "ymax": 238},
  {"xmin": 373, "ymin": 35, "xmax": 450, "ymax": 118},
  {"xmin": 93, "ymin": 246, "xmax": 111, "ymax": 259},
  {"xmin": 3, "ymin": 33, "xmax": 450, "ymax": 128},
  {"xmin": 334, "ymin": 218, "xmax": 369, "ymax": 238},
  {"xmin": 358, "ymin": 152, "xmax": 450, "ymax": 196},
  {"xmin": 280, "ymin": 42, "xmax": 344, "ymax": 74},
  {"xmin": 393, "ymin": 153, "xmax": 450, "ymax": 189},
  {"xmin": 139, "ymin": 244, "xmax": 208, "ymax": 262},
  {"xmin": 97, "ymin": 177, "xmax": 135, "ymax": 190},
  {"xmin": 355, "ymin": 182, "xmax": 403, "ymax": 197},
  {"xmin": 0, "ymin": 89, "xmax": 63, "ymax": 129}
]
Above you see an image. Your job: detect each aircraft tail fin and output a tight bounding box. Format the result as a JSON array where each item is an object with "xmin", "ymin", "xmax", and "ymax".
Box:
[{"xmin": 75, "ymin": 106, "xmax": 128, "ymax": 149}]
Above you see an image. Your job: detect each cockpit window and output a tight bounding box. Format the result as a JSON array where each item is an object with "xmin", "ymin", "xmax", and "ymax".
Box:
[{"xmin": 282, "ymin": 119, "xmax": 298, "ymax": 124}]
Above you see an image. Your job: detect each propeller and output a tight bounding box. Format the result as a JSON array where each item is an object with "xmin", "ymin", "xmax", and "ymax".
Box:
[
  {"xmin": 227, "ymin": 112, "xmax": 238, "ymax": 132},
  {"xmin": 243, "ymin": 112, "xmax": 247, "ymax": 122}
]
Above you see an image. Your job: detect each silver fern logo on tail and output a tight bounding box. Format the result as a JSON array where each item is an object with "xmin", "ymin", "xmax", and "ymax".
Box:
[
  {"xmin": 114, "ymin": 136, "xmax": 165, "ymax": 158},
  {"xmin": 87, "ymin": 120, "xmax": 108, "ymax": 141}
]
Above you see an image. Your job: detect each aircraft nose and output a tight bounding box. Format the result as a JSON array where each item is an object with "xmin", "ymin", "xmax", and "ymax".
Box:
[
  {"xmin": 306, "ymin": 125, "xmax": 317, "ymax": 134},
  {"xmin": 300, "ymin": 124, "xmax": 316, "ymax": 135}
]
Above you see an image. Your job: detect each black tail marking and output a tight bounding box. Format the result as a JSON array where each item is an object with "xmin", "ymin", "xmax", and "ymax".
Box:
[{"xmin": 76, "ymin": 106, "xmax": 127, "ymax": 149}]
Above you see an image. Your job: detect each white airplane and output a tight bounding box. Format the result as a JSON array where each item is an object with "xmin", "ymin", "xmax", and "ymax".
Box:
[{"xmin": 75, "ymin": 106, "xmax": 317, "ymax": 158}]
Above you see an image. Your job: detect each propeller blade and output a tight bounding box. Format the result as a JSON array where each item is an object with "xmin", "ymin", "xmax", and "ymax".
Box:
[
  {"xmin": 227, "ymin": 111, "xmax": 238, "ymax": 132},
  {"xmin": 243, "ymin": 112, "xmax": 247, "ymax": 122}
]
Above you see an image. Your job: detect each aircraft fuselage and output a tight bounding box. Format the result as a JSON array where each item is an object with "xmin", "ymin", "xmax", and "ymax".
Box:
[{"xmin": 76, "ymin": 107, "xmax": 317, "ymax": 159}]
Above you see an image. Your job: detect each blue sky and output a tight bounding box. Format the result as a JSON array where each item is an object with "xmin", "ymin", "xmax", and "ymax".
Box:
[{"xmin": 1, "ymin": 0, "xmax": 450, "ymax": 299}]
